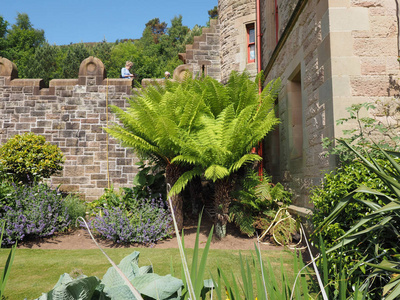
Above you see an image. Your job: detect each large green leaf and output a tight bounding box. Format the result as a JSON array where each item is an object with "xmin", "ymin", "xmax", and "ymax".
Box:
[
  {"xmin": 131, "ymin": 274, "xmax": 182, "ymax": 300},
  {"xmin": 102, "ymin": 251, "xmax": 182, "ymax": 300},
  {"xmin": 35, "ymin": 274, "xmax": 101, "ymax": 300}
]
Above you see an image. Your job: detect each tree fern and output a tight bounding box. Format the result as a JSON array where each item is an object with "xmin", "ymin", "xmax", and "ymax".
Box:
[{"xmin": 107, "ymin": 71, "xmax": 280, "ymax": 234}]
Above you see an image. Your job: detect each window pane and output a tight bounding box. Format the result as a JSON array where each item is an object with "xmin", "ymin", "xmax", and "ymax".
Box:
[
  {"xmin": 249, "ymin": 44, "xmax": 255, "ymax": 61},
  {"xmin": 249, "ymin": 27, "xmax": 255, "ymax": 43}
]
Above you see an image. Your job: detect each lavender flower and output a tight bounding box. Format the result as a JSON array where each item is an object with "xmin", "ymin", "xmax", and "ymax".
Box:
[
  {"xmin": 88, "ymin": 196, "xmax": 172, "ymax": 244},
  {"xmin": 0, "ymin": 183, "xmax": 71, "ymax": 246}
]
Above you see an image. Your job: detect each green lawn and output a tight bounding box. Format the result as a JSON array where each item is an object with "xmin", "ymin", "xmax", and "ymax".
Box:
[{"xmin": 1, "ymin": 247, "xmax": 296, "ymax": 300}]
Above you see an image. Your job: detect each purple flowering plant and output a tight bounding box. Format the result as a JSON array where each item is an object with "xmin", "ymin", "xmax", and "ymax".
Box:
[
  {"xmin": 0, "ymin": 183, "xmax": 71, "ymax": 246},
  {"xmin": 88, "ymin": 194, "xmax": 172, "ymax": 244}
]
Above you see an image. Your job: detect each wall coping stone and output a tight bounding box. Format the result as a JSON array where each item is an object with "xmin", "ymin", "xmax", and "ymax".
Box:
[
  {"xmin": 49, "ymin": 79, "xmax": 79, "ymax": 87},
  {"xmin": 10, "ymin": 78, "xmax": 44, "ymax": 88},
  {"xmin": 103, "ymin": 78, "xmax": 133, "ymax": 86}
]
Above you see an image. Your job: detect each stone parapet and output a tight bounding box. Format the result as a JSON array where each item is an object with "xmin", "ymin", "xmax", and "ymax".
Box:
[
  {"xmin": 49, "ymin": 79, "xmax": 79, "ymax": 87},
  {"xmin": 0, "ymin": 56, "xmax": 138, "ymax": 201}
]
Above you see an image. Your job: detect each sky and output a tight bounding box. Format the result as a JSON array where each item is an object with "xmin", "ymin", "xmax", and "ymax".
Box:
[{"xmin": 1, "ymin": 0, "xmax": 218, "ymax": 45}]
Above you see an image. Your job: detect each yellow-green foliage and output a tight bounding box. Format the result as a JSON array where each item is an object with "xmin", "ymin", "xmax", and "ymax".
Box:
[{"xmin": 0, "ymin": 133, "xmax": 64, "ymax": 183}]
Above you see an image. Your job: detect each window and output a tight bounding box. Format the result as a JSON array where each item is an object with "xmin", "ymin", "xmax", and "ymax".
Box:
[
  {"xmin": 288, "ymin": 70, "xmax": 303, "ymax": 160},
  {"xmin": 247, "ymin": 24, "xmax": 255, "ymax": 63}
]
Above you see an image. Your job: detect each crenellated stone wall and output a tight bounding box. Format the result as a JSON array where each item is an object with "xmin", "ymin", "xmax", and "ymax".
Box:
[{"xmin": 0, "ymin": 56, "xmax": 139, "ymax": 201}]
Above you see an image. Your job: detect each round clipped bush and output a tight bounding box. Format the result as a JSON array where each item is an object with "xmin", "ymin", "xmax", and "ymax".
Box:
[{"xmin": 0, "ymin": 133, "xmax": 64, "ymax": 183}]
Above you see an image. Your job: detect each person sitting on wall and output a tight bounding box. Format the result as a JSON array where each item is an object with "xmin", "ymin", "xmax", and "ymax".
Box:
[{"xmin": 121, "ymin": 61, "xmax": 134, "ymax": 79}]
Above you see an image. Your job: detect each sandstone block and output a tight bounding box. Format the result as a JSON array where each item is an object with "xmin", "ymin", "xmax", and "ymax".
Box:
[{"xmin": 64, "ymin": 166, "xmax": 85, "ymax": 177}]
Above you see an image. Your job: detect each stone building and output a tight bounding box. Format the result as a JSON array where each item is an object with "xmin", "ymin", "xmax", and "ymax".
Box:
[{"xmin": 176, "ymin": 0, "xmax": 400, "ymax": 216}]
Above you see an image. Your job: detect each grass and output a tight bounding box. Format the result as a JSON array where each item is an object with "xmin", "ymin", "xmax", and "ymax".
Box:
[{"xmin": 0, "ymin": 247, "xmax": 295, "ymax": 300}]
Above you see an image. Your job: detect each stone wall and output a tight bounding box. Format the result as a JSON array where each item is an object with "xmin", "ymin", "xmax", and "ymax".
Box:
[
  {"xmin": 260, "ymin": 0, "xmax": 399, "ymax": 211},
  {"xmin": 219, "ymin": 0, "xmax": 257, "ymax": 83},
  {"xmin": 177, "ymin": 19, "xmax": 221, "ymax": 81},
  {"xmin": 0, "ymin": 56, "xmax": 139, "ymax": 201}
]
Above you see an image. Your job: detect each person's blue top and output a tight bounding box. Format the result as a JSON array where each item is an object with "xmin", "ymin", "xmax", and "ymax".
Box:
[{"xmin": 121, "ymin": 67, "xmax": 132, "ymax": 78}]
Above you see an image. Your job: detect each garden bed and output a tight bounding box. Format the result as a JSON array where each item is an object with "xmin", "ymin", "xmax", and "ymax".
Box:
[{"xmin": 17, "ymin": 214, "xmax": 283, "ymax": 251}]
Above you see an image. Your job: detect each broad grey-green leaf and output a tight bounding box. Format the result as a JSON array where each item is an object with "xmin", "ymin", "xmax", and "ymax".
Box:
[
  {"xmin": 35, "ymin": 274, "xmax": 100, "ymax": 300},
  {"xmin": 102, "ymin": 251, "xmax": 141, "ymax": 288},
  {"xmin": 131, "ymin": 273, "xmax": 183, "ymax": 300}
]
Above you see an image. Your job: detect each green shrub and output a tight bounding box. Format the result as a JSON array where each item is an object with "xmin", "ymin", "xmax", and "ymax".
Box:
[
  {"xmin": 229, "ymin": 168, "xmax": 292, "ymax": 237},
  {"xmin": 62, "ymin": 194, "xmax": 87, "ymax": 227},
  {"xmin": 0, "ymin": 133, "xmax": 64, "ymax": 183},
  {"xmin": 314, "ymin": 142, "xmax": 400, "ymax": 298},
  {"xmin": 131, "ymin": 161, "xmax": 166, "ymax": 200},
  {"xmin": 311, "ymin": 161, "xmax": 392, "ymax": 248},
  {"xmin": 322, "ymin": 101, "xmax": 400, "ymax": 164}
]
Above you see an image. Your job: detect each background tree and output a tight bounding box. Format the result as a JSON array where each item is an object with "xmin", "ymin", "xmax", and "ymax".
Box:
[
  {"xmin": 145, "ymin": 18, "xmax": 168, "ymax": 44},
  {"xmin": 24, "ymin": 42, "xmax": 60, "ymax": 86},
  {"xmin": 3, "ymin": 13, "xmax": 45, "ymax": 78},
  {"xmin": 61, "ymin": 43, "xmax": 90, "ymax": 78},
  {"xmin": 92, "ymin": 40, "xmax": 113, "ymax": 76},
  {"xmin": 208, "ymin": 6, "xmax": 218, "ymax": 19},
  {"xmin": 0, "ymin": 16, "xmax": 9, "ymax": 57}
]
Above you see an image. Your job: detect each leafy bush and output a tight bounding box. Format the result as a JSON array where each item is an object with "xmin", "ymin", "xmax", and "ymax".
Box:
[
  {"xmin": 0, "ymin": 133, "xmax": 64, "ymax": 183},
  {"xmin": 89, "ymin": 197, "xmax": 172, "ymax": 244},
  {"xmin": 315, "ymin": 142, "xmax": 400, "ymax": 298},
  {"xmin": 229, "ymin": 168, "xmax": 292, "ymax": 237},
  {"xmin": 312, "ymin": 100, "xmax": 400, "ymax": 298},
  {"xmin": 86, "ymin": 186, "xmax": 123, "ymax": 215},
  {"xmin": 132, "ymin": 161, "xmax": 166, "ymax": 200},
  {"xmin": 311, "ymin": 161, "xmax": 392, "ymax": 247},
  {"xmin": 323, "ymin": 101, "xmax": 400, "ymax": 163},
  {"xmin": 62, "ymin": 194, "xmax": 87, "ymax": 227},
  {"xmin": 0, "ymin": 183, "xmax": 70, "ymax": 246}
]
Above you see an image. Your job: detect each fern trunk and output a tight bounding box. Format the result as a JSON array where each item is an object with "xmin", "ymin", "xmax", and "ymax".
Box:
[
  {"xmin": 189, "ymin": 176, "xmax": 203, "ymax": 215},
  {"xmin": 165, "ymin": 163, "xmax": 185, "ymax": 231},
  {"xmin": 214, "ymin": 177, "xmax": 233, "ymax": 239}
]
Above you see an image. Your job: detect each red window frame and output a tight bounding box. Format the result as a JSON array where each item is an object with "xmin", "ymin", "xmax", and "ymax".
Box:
[{"xmin": 247, "ymin": 24, "xmax": 255, "ymax": 63}]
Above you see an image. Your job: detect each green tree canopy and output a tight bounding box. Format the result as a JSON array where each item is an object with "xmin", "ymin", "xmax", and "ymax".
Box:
[
  {"xmin": 145, "ymin": 18, "xmax": 167, "ymax": 44},
  {"xmin": 4, "ymin": 13, "xmax": 45, "ymax": 77}
]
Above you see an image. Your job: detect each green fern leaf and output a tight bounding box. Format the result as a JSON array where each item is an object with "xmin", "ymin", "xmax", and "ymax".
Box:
[
  {"xmin": 204, "ymin": 165, "xmax": 230, "ymax": 181},
  {"xmin": 169, "ymin": 167, "xmax": 203, "ymax": 196}
]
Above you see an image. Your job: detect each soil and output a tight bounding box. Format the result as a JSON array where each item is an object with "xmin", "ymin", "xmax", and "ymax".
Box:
[{"xmin": 17, "ymin": 214, "xmax": 283, "ymax": 251}]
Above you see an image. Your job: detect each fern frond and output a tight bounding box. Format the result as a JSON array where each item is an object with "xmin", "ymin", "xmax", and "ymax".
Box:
[
  {"xmin": 105, "ymin": 126, "xmax": 167, "ymax": 160},
  {"xmin": 229, "ymin": 204, "xmax": 256, "ymax": 237},
  {"xmin": 178, "ymin": 92, "xmax": 203, "ymax": 131},
  {"xmin": 171, "ymin": 155, "xmax": 202, "ymax": 166},
  {"xmin": 229, "ymin": 154, "xmax": 262, "ymax": 174},
  {"xmin": 202, "ymin": 77, "xmax": 230, "ymax": 117},
  {"xmin": 215, "ymin": 104, "xmax": 236, "ymax": 148},
  {"xmin": 236, "ymin": 78, "xmax": 258, "ymax": 114},
  {"xmin": 168, "ymin": 167, "xmax": 203, "ymax": 196},
  {"xmin": 204, "ymin": 165, "xmax": 230, "ymax": 181}
]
